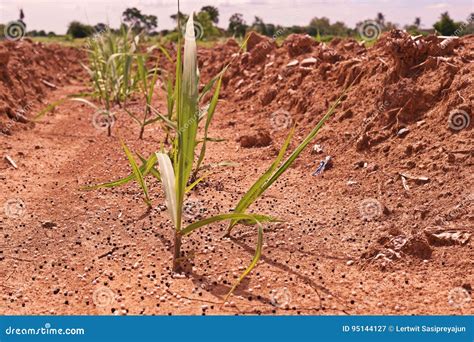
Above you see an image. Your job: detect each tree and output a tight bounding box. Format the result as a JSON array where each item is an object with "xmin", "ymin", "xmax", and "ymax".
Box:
[
  {"xmin": 67, "ymin": 21, "xmax": 93, "ymax": 38},
  {"xmin": 466, "ymin": 13, "xmax": 474, "ymax": 35},
  {"xmin": 376, "ymin": 12, "xmax": 385, "ymax": 27},
  {"xmin": 228, "ymin": 13, "xmax": 247, "ymax": 37},
  {"xmin": 265, "ymin": 23, "xmax": 276, "ymax": 37},
  {"xmin": 405, "ymin": 17, "xmax": 421, "ymax": 34},
  {"xmin": 433, "ymin": 12, "xmax": 461, "ymax": 35},
  {"xmin": 18, "ymin": 8, "xmax": 26, "ymax": 31},
  {"xmin": 331, "ymin": 21, "xmax": 350, "ymax": 36},
  {"xmin": 170, "ymin": 11, "xmax": 188, "ymax": 24},
  {"xmin": 309, "ymin": 17, "xmax": 331, "ymax": 36},
  {"xmin": 288, "ymin": 25, "xmax": 305, "ymax": 34},
  {"xmin": 93, "ymin": 23, "xmax": 108, "ymax": 33},
  {"xmin": 414, "ymin": 17, "xmax": 421, "ymax": 28},
  {"xmin": 195, "ymin": 11, "xmax": 220, "ymax": 39},
  {"xmin": 122, "ymin": 7, "xmax": 157, "ymax": 33},
  {"xmin": 251, "ymin": 16, "xmax": 267, "ymax": 35},
  {"xmin": 200, "ymin": 6, "xmax": 219, "ymax": 24}
]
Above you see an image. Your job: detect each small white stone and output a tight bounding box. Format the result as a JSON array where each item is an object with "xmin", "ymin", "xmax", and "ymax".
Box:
[{"xmin": 300, "ymin": 57, "xmax": 317, "ymax": 66}]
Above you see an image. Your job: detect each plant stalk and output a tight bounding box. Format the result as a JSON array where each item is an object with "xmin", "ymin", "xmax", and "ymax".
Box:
[
  {"xmin": 139, "ymin": 106, "xmax": 150, "ymax": 139},
  {"xmin": 172, "ymin": 232, "xmax": 182, "ymax": 272}
]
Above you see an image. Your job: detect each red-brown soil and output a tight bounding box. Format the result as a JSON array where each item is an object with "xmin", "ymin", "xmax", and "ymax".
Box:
[
  {"xmin": 0, "ymin": 31, "xmax": 472, "ymax": 315},
  {"xmin": 0, "ymin": 39, "xmax": 84, "ymax": 135}
]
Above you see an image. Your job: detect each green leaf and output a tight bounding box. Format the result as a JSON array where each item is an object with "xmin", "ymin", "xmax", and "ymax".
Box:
[
  {"xmin": 180, "ymin": 213, "xmax": 278, "ymax": 236},
  {"xmin": 82, "ymin": 153, "xmax": 158, "ymax": 190},
  {"xmin": 181, "ymin": 213, "xmax": 268, "ymax": 301},
  {"xmin": 70, "ymin": 97, "xmax": 99, "ymax": 110},
  {"xmin": 166, "ymin": 77, "xmax": 175, "ymax": 122},
  {"xmin": 175, "ymin": 15, "xmax": 199, "ymax": 232},
  {"xmin": 228, "ymin": 126, "xmax": 295, "ymax": 232},
  {"xmin": 34, "ymin": 98, "xmax": 69, "ymax": 121},
  {"xmin": 193, "ymin": 73, "xmax": 223, "ymax": 178},
  {"xmin": 225, "ymin": 221, "xmax": 263, "ymax": 302},
  {"xmin": 147, "ymin": 105, "xmax": 177, "ymax": 129},
  {"xmin": 137, "ymin": 153, "xmax": 161, "ymax": 181},
  {"xmin": 34, "ymin": 93, "xmax": 95, "ymax": 121},
  {"xmin": 121, "ymin": 140, "xmax": 151, "ymax": 207},
  {"xmin": 184, "ymin": 172, "xmax": 209, "ymax": 193},
  {"xmin": 124, "ymin": 108, "xmax": 142, "ymax": 125},
  {"xmin": 155, "ymin": 43, "xmax": 173, "ymax": 63},
  {"xmin": 122, "ymin": 54, "xmax": 133, "ymax": 98},
  {"xmin": 147, "ymin": 61, "xmax": 160, "ymax": 105},
  {"xmin": 227, "ymin": 89, "xmax": 349, "ymax": 234},
  {"xmin": 136, "ymin": 55, "xmax": 148, "ymax": 93}
]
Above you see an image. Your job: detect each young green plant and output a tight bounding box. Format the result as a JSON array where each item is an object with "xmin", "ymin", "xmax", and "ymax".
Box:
[
  {"xmin": 85, "ymin": 14, "xmax": 351, "ymax": 300},
  {"xmin": 155, "ymin": 15, "xmax": 276, "ymax": 285},
  {"xmin": 124, "ymin": 52, "xmax": 161, "ymax": 139},
  {"xmin": 85, "ymin": 27, "xmax": 138, "ymax": 135}
]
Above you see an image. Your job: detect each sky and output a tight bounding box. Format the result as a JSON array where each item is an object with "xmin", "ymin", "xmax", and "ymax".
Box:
[{"xmin": 0, "ymin": 0, "xmax": 473, "ymax": 34}]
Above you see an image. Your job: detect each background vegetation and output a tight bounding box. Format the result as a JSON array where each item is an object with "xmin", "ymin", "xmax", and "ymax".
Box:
[{"xmin": 1, "ymin": 6, "xmax": 473, "ymax": 43}]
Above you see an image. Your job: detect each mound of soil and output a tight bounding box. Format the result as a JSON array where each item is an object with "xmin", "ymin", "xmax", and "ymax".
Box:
[
  {"xmin": 196, "ymin": 29, "xmax": 473, "ymax": 264},
  {"xmin": 199, "ymin": 31, "xmax": 473, "ymax": 138},
  {"xmin": 0, "ymin": 39, "xmax": 85, "ymax": 135}
]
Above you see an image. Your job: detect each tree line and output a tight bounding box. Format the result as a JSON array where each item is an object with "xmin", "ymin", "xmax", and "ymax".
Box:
[{"xmin": 2, "ymin": 6, "xmax": 473, "ymax": 40}]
